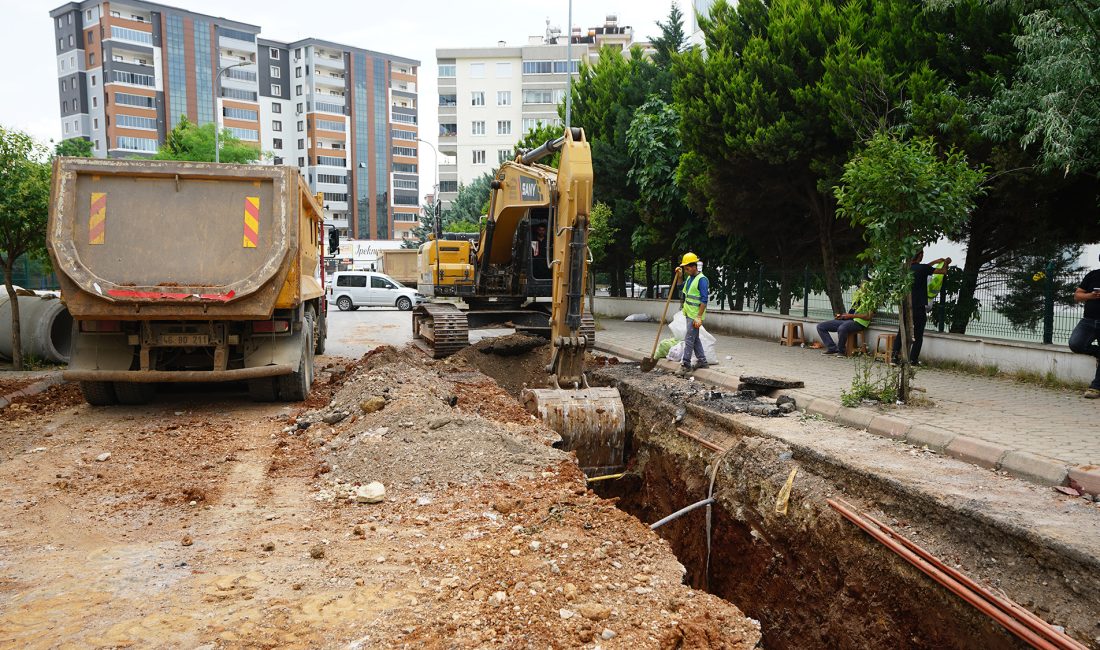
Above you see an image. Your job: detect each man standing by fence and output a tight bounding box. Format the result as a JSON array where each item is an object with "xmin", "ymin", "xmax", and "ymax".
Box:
[
  {"xmin": 1070, "ymin": 256, "xmax": 1100, "ymax": 399},
  {"xmin": 893, "ymin": 251, "xmax": 950, "ymax": 365},
  {"xmin": 678, "ymin": 253, "xmax": 709, "ymax": 374}
]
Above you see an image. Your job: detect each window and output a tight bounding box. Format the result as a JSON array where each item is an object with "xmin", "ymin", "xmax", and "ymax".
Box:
[
  {"xmin": 115, "ymin": 92, "xmax": 154, "ymax": 108},
  {"xmin": 297, "ymin": 120, "xmax": 304, "ymax": 132},
  {"xmin": 496, "ymin": 62, "xmax": 512, "ymax": 78},
  {"xmin": 498, "ymin": 149, "xmax": 512, "ymax": 163},
  {"xmin": 296, "ymin": 102, "xmax": 304, "ymax": 113},
  {"xmin": 273, "ymin": 138, "xmax": 283, "ymax": 149},
  {"xmin": 62, "ymin": 100, "xmax": 69, "ymax": 112},
  {"xmin": 272, "ymin": 120, "xmax": 282, "ymax": 132},
  {"xmin": 112, "ymin": 70, "xmax": 153, "ymax": 87},
  {"xmin": 295, "ymin": 66, "xmax": 302, "ymax": 78},
  {"xmin": 316, "ymin": 118, "xmax": 345, "ymax": 132},
  {"xmin": 439, "ymin": 94, "xmax": 456, "ymax": 107},
  {"xmin": 297, "ymin": 138, "xmax": 305, "ymax": 148},
  {"xmin": 469, "ymin": 62, "xmax": 485, "ymax": 78},
  {"xmin": 222, "ymin": 87, "xmax": 257, "ymax": 101},
  {"xmin": 471, "ymin": 120, "xmax": 485, "ymax": 135},
  {"xmin": 394, "ymin": 162, "xmax": 418, "ymax": 173},
  {"xmin": 394, "ymin": 178, "xmax": 418, "ymax": 190},
  {"xmin": 439, "ymin": 180, "xmax": 458, "ymax": 193},
  {"xmin": 371, "ymin": 276, "xmax": 396, "ymax": 289},
  {"xmin": 439, "ymin": 123, "xmax": 457, "ymax": 137},
  {"xmin": 522, "ymin": 89, "xmax": 565, "ymax": 105},
  {"xmin": 223, "ymin": 107, "xmax": 258, "ymax": 121},
  {"xmin": 497, "ymin": 91, "xmax": 511, "ymax": 106},
  {"xmin": 472, "ymin": 150, "xmax": 486, "ymax": 165},
  {"xmin": 471, "ymin": 91, "xmax": 485, "ymax": 106},
  {"xmin": 272, "ymin": 102, "xmax": 282, "ymax": 113},
  {"xmin": 93, "ymin": 118, "xmax": 99, "ymax": 128},
  {"xmin": 337, "ymin": 274, "xmax": 367, "ymax": 288},
  {"xmin": 273, "ymin": 157, "xmax": 283, "ymax": 165},
  {"xmin": 64, "ymin": 123, "xmax": 70, "ymax": 134},
  {"xmin": 68, "ymin": 14, "xmax": 72, "ymax": 23},
  {"xmin": 522, "ymin": 60, "xmax": 580, "ymax": 75},
  {"xmin": 270, "ymin": 84, "xmax": 282, "ymax": 97},
  {"xmin": 111, "ymin": 26, "xmax": 151, "ymax": 45},
  {"xmin": 226, "ymin": 67, "xmax": 257, "ymax": 82},
  {"xmin": 270, "ymin": 47, "xmax": 280, "ymax": 59},
  {"xmin": 298, "ymin": 157, "xmax": 305, "ymax": 167},
  {"xmin": 392, "ymin": 113, "xmax": 417, "ymax": 125},
  {"xmin": 60, "ymin": 79, "xmax": 67, "ymax": 91},
  {"xmin": 438, "ymin": 64, "xmax": 456, "ymax": 77},
  {"xmin": 91, "ymin": 74, "xmax": 97, "ymax": 87},
  {"xmin": 61, "ymin": 59, "xmax": 67, "ymax": 72},
  {"xmin": 316, "ymin": 101, "xmax": 344, "ymax": 114},
  {"xmin": 89, "ymin": 52, "xmax": 95, "ymax": 65},
  {"xmin": 70, "ymin": 55, "xmax": 75, "ymax": 68},
  {"xmin": 95, "ymin": 139, "xmax": 100, "ymax": 150},
  {"xmin": 318, "ymin": 173, "xmax": 347, "ymax": 184},
  {"xmin": 295, "ymin": 84, "xmax": 302, "ymax": 96},
  {"xmin": 317, "ymin": 155, "xmax": 346, "ymax": 166},
  {"xmin": 322, "ymin": 192, "xmax": 348, "ymax": 202},
  {"xmin": 497, "ymin": 120, "xmax": 511, "ymax": 135},
  {"xmin": 392, "ymin": 128, "xmax": 416, "ymax": 141},
  {"xmin": 392, "ymin": 146, "xmax": 417, "ymax": 157},
  {"xmin": 68, "ymin": 35, "xmax": 74, "ymax": 47},
  {"xmin": 270, "ymin": 65, "xmax": 281, "ymax": 79},
  {"xmin": 117, "ymin": 114, "xmax": 156, "ymax": 130},
  {"xmin": 393, "ymin": 194, "xmax": 418, "ymax": 206},
  {"xmin": 57, "ymin": 17, "xmax": 62, "ymax": 28},
  {"xmin": 227, "ymin": 127, "xmax": 259, "ymax": 141},
  {"xmin": 394, "ymin": 212, "xmax": 417, "ymax": 222},
  {"xmin": 115, "ymin": 136, "xmax": 157, "ymax": 151},
  {"xmin": 92, "ymin": 97, "xmax": 97, "ymax": 108},
  {"xmin": 58, "ymin": 38, "xmax": 63, "ymax": 50}
]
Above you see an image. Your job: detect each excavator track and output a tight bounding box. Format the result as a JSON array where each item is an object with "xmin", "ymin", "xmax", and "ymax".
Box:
[
  {"xmin": 581, "ymin": 314, "xmax": 596, "ymax": 351},
  {"xmin": 412, "ymin": 303, "xmax": 470, "ymax": 358}
]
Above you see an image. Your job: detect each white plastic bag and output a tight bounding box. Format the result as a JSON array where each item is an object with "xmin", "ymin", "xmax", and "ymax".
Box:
[
  {"xmin": 668, "ymin": 312, "xmax": 718, "ymax": 362},
  {"xmin": 666, "ymin": 341, "xmax": 685, "ymax": 362},
  {"xmin": 624, "ymin": 313, "xmax": 653, "ymax": 322}
]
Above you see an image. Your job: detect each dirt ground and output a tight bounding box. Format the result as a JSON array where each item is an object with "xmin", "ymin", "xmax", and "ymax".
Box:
[{"xmin": 0, "ymin": 345, "xmax": 760, "ymax": 649}]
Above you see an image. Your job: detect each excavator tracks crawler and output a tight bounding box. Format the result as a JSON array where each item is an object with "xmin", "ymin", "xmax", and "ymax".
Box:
[
  {"xmin": 581, "ymin": 314, "xmax": 596, "ymax": 351},
  {"xmin": 412, "ymin": 303, "xmax": 470, "ymax": 358}
]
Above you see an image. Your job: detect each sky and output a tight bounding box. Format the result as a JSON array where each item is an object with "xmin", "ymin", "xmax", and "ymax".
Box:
[{"xmin": 2, "ymin": 0, "xmax": 692, "ymax": 189}]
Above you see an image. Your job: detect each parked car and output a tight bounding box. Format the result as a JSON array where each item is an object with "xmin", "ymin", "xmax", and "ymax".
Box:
[{"xmin": 328, "ymin": 271, "xmax": 424, "ymax": 311}]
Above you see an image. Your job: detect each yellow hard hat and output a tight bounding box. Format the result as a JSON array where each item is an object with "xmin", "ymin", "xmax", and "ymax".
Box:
[{"xmin": 680, "ymin": 252, "xmax": 699, "ymax": 267}]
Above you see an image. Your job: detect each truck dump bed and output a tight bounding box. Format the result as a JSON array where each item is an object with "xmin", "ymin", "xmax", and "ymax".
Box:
[{"xmin": 48, "ymin": 158, "xmax": 321, "ymax": 320}]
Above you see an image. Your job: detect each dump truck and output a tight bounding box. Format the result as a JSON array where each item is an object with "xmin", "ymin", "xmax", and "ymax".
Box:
[
  {"xmin": 47, "ymin": 158, "xmax": 326, "ymax": 406},
  {"xmin": 380, "ymin": 248, "xmax": 419, "ymax": 286}
]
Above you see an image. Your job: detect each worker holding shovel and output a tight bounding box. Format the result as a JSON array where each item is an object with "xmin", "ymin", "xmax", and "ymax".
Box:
[{"xmin": 678, "ymin": 253, "xmax": 709, "ymax": 375}]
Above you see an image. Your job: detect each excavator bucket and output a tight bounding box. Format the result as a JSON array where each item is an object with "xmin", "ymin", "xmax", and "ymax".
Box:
[{"xmin": 521, "ymin": 386, "xmax": 626, "ymax": 474}]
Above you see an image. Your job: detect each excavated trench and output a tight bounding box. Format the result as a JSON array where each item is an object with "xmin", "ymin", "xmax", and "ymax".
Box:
[{"xmin": 458, "ymin": 336, "xmax": 1100, "ymax": 649}]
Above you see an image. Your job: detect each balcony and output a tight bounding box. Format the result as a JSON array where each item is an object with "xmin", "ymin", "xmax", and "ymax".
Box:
[{"xmin": 314, "ymin": 53, "xmax": 345, "ymax": 71}]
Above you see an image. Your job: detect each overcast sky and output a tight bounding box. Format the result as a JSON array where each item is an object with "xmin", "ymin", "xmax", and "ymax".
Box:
[{"xmin": 4, "ymin": 0, "xmax": 691, "ymax": 188}]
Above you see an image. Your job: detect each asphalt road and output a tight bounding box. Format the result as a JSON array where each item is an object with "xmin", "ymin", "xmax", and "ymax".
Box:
[{"xmin": 323, "ymin": 304, "xmax": 511, "ymax": 359}]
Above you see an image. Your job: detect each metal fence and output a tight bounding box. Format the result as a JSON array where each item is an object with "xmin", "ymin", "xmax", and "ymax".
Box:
[{"xmin": 621, "ymin": 264, "xmax": 1085, "ymax": 346}]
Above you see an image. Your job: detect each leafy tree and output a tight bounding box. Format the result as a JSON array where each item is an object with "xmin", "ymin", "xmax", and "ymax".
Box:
[
  {"xmin": 835, "ymin": 132, "xmax": 985, "ymax": 401},
  {"xmin": 406, "ymin": 174, "xmax": 493, "ymax": 248},
  {"xmin": 0, "ymin": 127, "xmax": 51, "ymax": 370},
  {"xmin": 154, "ymin": 115, "xmax": 260, "ymax": 163},
  {"xmin": 649, "ymin": 2, "xmax": 688, "ymax": 89},
  {"xmin": 54, "ymin": 137, "xmax": 93, "ymax": 158},
  {"xmin": 993, "ymin": 244, "xmax": 1084, "ymax": 332},
  {"xmin": 515, "ymin": 122, "xmax": 565, "ymax": 167},
  {"xmin": 588, "ymin": 201, "xmax": 618, "ymax": 266}
]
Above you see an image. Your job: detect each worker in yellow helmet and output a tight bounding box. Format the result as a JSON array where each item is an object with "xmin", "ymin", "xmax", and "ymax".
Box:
[{"xmin": 678, "ymin": 252, "xmax": 709, "ymax": 375}]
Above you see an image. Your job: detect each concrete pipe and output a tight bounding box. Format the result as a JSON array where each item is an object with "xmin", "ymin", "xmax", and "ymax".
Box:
[{"xmin": 0, "ymin": 294, "xmax": 73, "ymax": 363}]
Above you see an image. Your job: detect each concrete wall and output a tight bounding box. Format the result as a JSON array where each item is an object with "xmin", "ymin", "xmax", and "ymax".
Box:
[{"xmin": 594, "ymin": 297, "xmax": 1097, "ymax": 385}]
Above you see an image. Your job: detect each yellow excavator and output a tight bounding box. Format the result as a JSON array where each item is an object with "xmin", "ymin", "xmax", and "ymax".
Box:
[{"xmin": 413, "ymin": 128, "xmax": 624, "ymax": 473}]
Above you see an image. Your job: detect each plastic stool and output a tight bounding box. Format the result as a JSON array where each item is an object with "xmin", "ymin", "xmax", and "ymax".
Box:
[
  {"xmin": 779, "ymin": 321, "xmax": 805, "ymax": 347},
  {"xmin": 844, "ymin": 330, "xmax": 868, "ymax": 356},
  {"xmin": 874, "ymin": 333, "xmax": 896, "ymax": 364}
]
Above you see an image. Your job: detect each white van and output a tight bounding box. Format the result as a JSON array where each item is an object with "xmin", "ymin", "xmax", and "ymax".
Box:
[{"xmin": 328, "ymin": 271, "xmax": 424, "ymax": 311}]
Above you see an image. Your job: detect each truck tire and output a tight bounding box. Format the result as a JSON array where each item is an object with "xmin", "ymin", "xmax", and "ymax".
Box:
[
  {"xmin": 114, "ymin": 381, "xmax": 155, "ymax": 405},
  {"xmin": 312, "ymin": 305, "xmax": 326, "ymax": 355},
  {"xmin": 336, "ymin": 296, "xmax": 353, "ymax": 311},
  {"xmin": 248, "ymin": 377, "xmax": 279, "ymax": 402},
  {"xmin": 396, "ymin": 296, "xmax": 413, "ymax": 311},
  {"xmin": 279, "ymin": 313, "xmax": 314, "ymax": 401},
  {"xmin": 80, "ymin": 381, "xmax": 117, "ymax": 406}
]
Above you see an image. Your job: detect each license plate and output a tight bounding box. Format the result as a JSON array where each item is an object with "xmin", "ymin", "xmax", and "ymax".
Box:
[{"xmin": 158, "ymin": 334, "xmax": 210, "ymax": 346}]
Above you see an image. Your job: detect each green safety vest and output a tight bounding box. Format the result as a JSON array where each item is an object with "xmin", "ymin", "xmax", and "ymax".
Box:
[
  {"xmin": 927, "ymin": 260, "xmax": 949, "ymax": 300},
  {"xmin": 682, "ymin": 273, "xmax": 707, "ymax": 320},
  {"xmin": 851, "ymin": 286, "xmax": 873, "ymax": 328}
]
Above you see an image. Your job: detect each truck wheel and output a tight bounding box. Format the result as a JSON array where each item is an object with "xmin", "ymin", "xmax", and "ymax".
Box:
[
  {"xmin": 312, "ymin": 306, "xmax": 326, "ymax": 355},
  {"xmin": 396, "ymin": 296, "xmax": 413, "ymax": 311},
  {"xmin": 80, "ymin": 381, "xmax": 117, "ymax": 406},
  {"xmin": 248, "ymin": 377, "xmax": 279, "ymax": 402},
  {"xmin": 114, "ymin": 382, "xmax": 155, "ymax": 405},
  {"xmin": 279, "ymin": 313, "xmax": 314, "ymax": 401},
  {"xmin": 336, "ymin": 296, "xmax": 353, "ymax": 311}
]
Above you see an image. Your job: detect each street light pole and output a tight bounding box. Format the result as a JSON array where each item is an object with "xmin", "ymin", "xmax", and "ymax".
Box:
[
  {"xmin": 416, "ymin": 137, "xmax": 440, "ymax": 235},
  {"xmin": 565, "ymin": 0, "xmax": 573, "ymax": 131},
  {"xmin": 214, "ymin": 59, "xmax": 254, "ymax": 163}
]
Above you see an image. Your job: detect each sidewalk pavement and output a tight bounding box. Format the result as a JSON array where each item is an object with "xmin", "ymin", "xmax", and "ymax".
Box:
[{"xmin": 593, "ymin": 318, "xmax": 1100, "ymax": 493}]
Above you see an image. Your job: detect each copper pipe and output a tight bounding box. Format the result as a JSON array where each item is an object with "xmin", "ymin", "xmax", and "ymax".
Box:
[
  {"xmin": 851, "ymin": 504, "xmax": 1087, "ymax": 650},
  {"xmin": 828, "ymin": 498, "xmax": 1066, "ymax": 650},
  {"xmin": 676, "ymin": 427, "xmax": 725, "ymax": 453}
]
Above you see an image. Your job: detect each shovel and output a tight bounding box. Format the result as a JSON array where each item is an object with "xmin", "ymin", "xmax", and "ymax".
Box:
[{"xmin": 641, "ymin": 268, "xmax": 682, "ymax": 372}]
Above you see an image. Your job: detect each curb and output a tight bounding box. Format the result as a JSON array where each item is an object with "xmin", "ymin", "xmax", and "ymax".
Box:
[
  {"xmin": 593, "ymin": 341, "xmax": 1088, "ymax": 494},
  {"xmin": 0, "ymin": 373, "xmax": 66, "ymax": 409}
]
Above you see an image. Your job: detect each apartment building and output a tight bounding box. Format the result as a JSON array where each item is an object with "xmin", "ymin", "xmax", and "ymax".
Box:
[
  {"xmin": 435, "ymin": 16, "xmax": 635, "ymax": 207},
  {"xmin": 689, "ymin": 0, "xmax": 718, "ymax": 48},
  {"xmin": 50, "ymin": 1, "xmax": 420, "ymax": 241}
]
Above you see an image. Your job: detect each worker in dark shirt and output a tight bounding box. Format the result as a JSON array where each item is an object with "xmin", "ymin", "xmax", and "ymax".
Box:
[
  {"xmin": 892, "ymin": 251, "xmax": 950, "ymax": 365},
  {"xmin": 531, "ymin": 223, "xmax": 549, "ymax": 279},
  {"xmin": 1069, "ymin": 254, "xmax": 1100, "ymax": 399}
]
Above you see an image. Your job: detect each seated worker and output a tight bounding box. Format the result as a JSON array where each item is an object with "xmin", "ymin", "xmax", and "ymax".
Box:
[
  {"xmin": 817, "ymin": 279, "xmax": 876, "ymax": 357},
  {"xmin": 531, "ymin": 223, "xmax": 550, "ymax": 279}
]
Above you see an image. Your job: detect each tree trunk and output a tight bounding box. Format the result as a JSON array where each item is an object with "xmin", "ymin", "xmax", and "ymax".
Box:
[
  {"xmin": 808, "ymin": 187, "xmax": 847, "ymax": 314},
  {"xmin": 645, "ymin": 259, "xmax": 653, "ymax": 298},
  {"xmin": 733, "ymin": 268, "xmax": 745, "ymax": 311},
  {"xmin": 950, "ymin": 245, "xmax": 985, "ymax": 334},
  {"xmin": 898, "ymin": 276, "xmax": 914, "ymax": 403},
  {"xmin": 5, "ymin": 262, "xmax": 22, "ymax": 371},
  {"xmin": 778, "ymin": 270, "xmax": 792, "ymax": 315}
]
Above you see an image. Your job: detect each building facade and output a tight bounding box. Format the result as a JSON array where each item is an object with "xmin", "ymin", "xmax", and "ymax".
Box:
[
  {"xmin": 49, "ymin": 0, "xmax": 420, "ymax": 241},
  {"xmin": 435, "ymin": 16, "xmax": 635, "ymax": 207}
]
